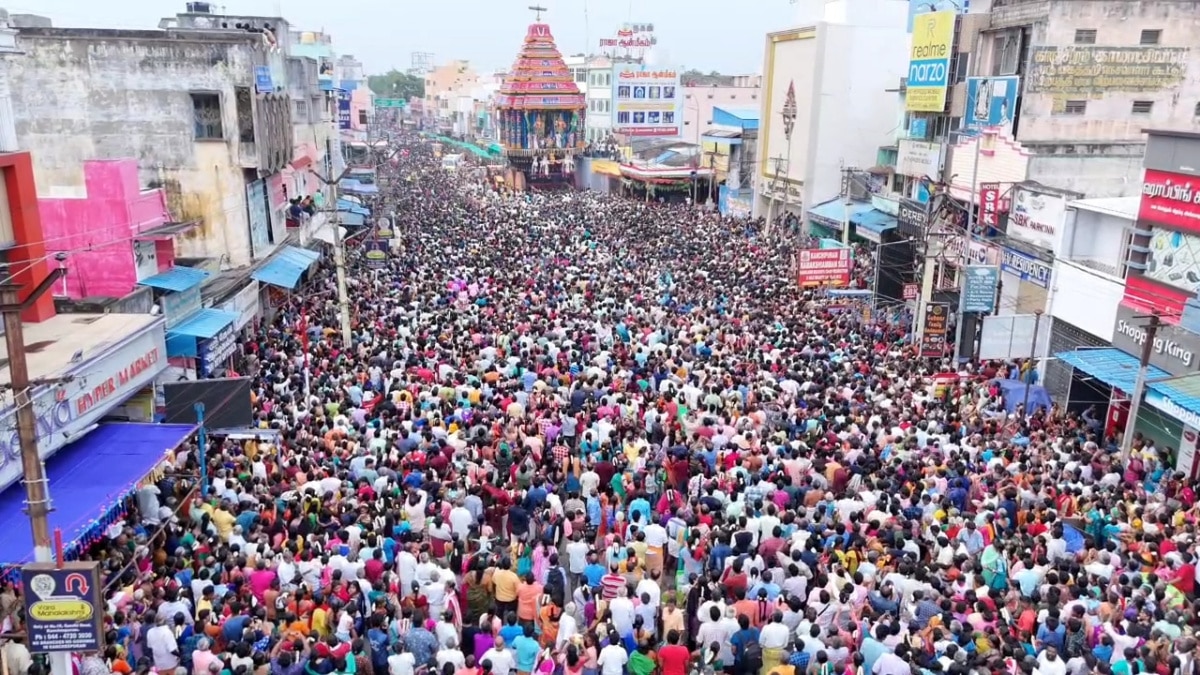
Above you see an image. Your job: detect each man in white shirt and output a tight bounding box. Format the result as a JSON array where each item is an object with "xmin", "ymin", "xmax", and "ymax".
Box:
[
  {"xmin": 597, "ymin": 641, "xmax": 628, "ymax": 675},
  {"xmin": 608, "ymin": 587, "xmax": 636, "ymax": 636},
  {"xmin": 1037, "ymin": 647, "xmax": 1068, "ymax": 675},
  {"xmin": 145, "ymin": 616, "xmax": 180, "ymax": 671},
  {"xmin": 759, "ymin": 612, "xmax": 790, "ymax": 650},
  {"xmin": 481, "ymin": 637, "xmax": 516, "ymax": 675},
  {"xmin": 388, "ymin": 643, "xmax": 416, "ymax": 675}
]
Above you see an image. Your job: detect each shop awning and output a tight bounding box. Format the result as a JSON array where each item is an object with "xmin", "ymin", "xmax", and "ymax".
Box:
[
  {"xmin": 337, "ymin": 198, "xmax": 370, "ymax": 216},
  {"xmin": 808, "ymin": 199, "xmax": 873, "ymax": 229},
  {"xmin": 137, "ymin": 265, "xmax": 210, "ymax": 292},
  {"xmin": 1055, "ymin": 348, "xmax": 1169, "ymax": 392},
  {"xmin": 341, "ymin": 179, "xmax": 379, "ymax": 195},
  {"xmin": 0, "ymin": 423, "xmax": 196, "ymax": 565},
  {"xmin": 168, "ymin": 308, "xmax": 238, "ymax": 340},
  {"xmin": 251, "ymin": 245, "xmax": 321, "ymax": 290},
  {"xmin": 852, "ymin": 209, "xmax": 898, "ymax": 237},
  {"xmin": 338, "ymin": 212, "xmax": 366, "ymax": 227}
]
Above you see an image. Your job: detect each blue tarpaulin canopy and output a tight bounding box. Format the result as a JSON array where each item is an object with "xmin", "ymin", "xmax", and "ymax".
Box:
[
  {"xmin": 808, "ymin": 199, "xmax": 872, "ymax": 229},
  {"xmin": 0, "ymin": 423, "xmax": 195, "ymax": 565},
  {"xmin": 137, "ymin": 266, "xmax": 209, "ymax": 292},
  {"xmin": 166, "ymin": 309, "xmax": 238, "ymax": 357},
  {"xmin": 339, "ymin": 212, "xmax": 366, "ymax": 227},
  {"xmin": 1055, "ymin": 348, "xmax": 1169, "ymax": 393},
  {"xmin": 851, "ymin": 209, "xmax": 898, "ymax": 237},
  {"xmin": 251, "ymin": 246, "xmax": 321, "ymax": 290},
  {"xmin": 991, "ymin": 378, "xmax": 1053, "ymax": 414},
  {"xmin": 337, "ymin": 198, "xmax": 370, "ymax": 216}
]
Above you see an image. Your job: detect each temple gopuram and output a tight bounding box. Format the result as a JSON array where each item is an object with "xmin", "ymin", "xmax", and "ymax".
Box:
[{"xmin": 494, "ymin": 9, "xmax": 585, "ymax": 190}]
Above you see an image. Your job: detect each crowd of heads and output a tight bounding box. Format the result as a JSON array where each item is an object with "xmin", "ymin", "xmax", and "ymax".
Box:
[{"xmin": 2, "ymin": 131, "xmax": 1196, "ymax": 675}]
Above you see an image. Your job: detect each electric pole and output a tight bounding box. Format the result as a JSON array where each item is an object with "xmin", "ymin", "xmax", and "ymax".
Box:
[
  {"xmin": 1121, "ymin": 313, "xmax": 1161, "ymax": 465},
  {"xmin": 309, "ymin": 166, "xmax": 354, "ymax": 347},
  {"xmin": 0, "ymin": 267, "xmax": 64, "ymax": 566}
]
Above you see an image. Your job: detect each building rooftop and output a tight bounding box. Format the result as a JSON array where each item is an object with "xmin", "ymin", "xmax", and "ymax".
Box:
[
  {"xmin": 1068, "ymin": 196, "xmax": 1139, "ymax": 221},
  {"xmin": 0, "ymin": 313, "xmax": 162, "ymax": 392}
]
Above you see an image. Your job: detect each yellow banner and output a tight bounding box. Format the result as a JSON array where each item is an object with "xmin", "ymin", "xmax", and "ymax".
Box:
[
  {"xmin": 906, "ymin": 11, "xmax": 955, "ymax": 112},
  {"xmin": 592, "ymin": 159, "xmax": 622, "ymax": 176}
]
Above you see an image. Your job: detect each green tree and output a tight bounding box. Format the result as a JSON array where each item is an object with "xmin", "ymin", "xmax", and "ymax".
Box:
[{"xmin": 368, "ymin": 70, "xmax": 425, "ymax": 100}]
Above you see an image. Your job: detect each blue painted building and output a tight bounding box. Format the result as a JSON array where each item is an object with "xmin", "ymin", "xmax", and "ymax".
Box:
[{"xmin": 705, "ymin": 107, "xmax": 758, "ymax": 218}]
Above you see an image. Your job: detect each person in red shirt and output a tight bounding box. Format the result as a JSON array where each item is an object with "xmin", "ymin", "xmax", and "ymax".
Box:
[{"xmin": 658, "ymin": 629, "xmax": 690, "ymax": 675}]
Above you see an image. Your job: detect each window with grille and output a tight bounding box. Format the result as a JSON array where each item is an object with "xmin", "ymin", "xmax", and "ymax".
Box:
[
  {"xmin": 1131, "ymin": 100, "xmax": 1153, "ymax": 114},
  {"xmin": 992, "ymin": 31, "xmax": 1023, "ymax": 76},
  {"xmin": 1140, "ymin": 29, "xmax": 1162, "ymax": 45},
  {"xmin": 191, "ymin": 93, "xmax": 224, "ymax": 140},
  {"xmin": 293, "ymin": 99, "xmax": 309, "ymax": 123},
  {"xmin": 1062, "ymin": 100, "xmax": 1087, "ymax": 115},
  {"xmin": 1074, "ymin": 29, "xmax": 1097, "ymax": 44}
]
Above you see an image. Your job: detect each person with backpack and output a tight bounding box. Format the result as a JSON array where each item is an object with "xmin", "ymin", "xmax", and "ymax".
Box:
[{"xmin": 730, "ymin": 615, "xmax": 762, "ymax": 675}]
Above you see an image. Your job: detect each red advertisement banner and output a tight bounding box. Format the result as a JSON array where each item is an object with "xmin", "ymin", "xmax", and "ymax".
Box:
[
  {"xmin": 796, "ymin": 248, "xmax": 852, "ymax": 287},
  {"xmin": 1140, "ymin": 168, "xmax": 1200, "ymax": 233},
  {"xmin": 980, "ymin": 182, "xmax": 1001, "ymax": 227}
]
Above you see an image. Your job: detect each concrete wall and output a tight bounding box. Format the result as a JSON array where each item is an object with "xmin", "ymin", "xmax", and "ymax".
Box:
[
  {"xmin": 682, "ymin": 85, "xmax": 761, "ymax": 140},
  {"xmin": 756, "ymin": 28, "xmax": 818, "ymax": 218},
  {"xmin": 37, "ymin": 159, "xmax": 173, "ymax": 300},
  {"xmin": 12, "ymin": 29, "xmax": 265, "ymax": 268},
  {"xmin": 1025, "ymin": 145, "xmax": 1146, "ymax": 197},
  {"xmin": 1006, "ymin": 1, "xmax": 1200, "ymax": 144},
  {"xmin": 805, "ymin": 13, "xmax": 908, "ymax": 209}
]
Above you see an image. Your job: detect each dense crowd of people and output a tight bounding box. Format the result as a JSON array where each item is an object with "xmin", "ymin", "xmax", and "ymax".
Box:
[{"xmin": 6, "ymin": 132, "xmax": 1198, "ymax": 675}]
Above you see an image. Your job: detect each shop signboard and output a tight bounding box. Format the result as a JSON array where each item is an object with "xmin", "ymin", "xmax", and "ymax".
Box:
[
  {"xmin": 365, "ymin": 240, "xmax": 388, "ymax": 269},
  {"xmin": 1009, "ymin": 187, "xmax": 1065, "ymax": 251},
  {"xmin": 979, "ymin": 182, "xmax": 1003, "ymax": 228},
  {"xmin": 999, "ymin": 246, "xmax": 1052, "ymax": 289},
  {"xmin": 943, "ymin": 236, "xmax": 997, "ymax": 267},
  {"xmin": 1111, "ymin": 303, "xmax": 1200, "ymax": 375},
  {"xmin": 254, "ymin": 66, "xmax": 274, "ymax": 94},
  {"xmin": 906, "ymin": 11, "xmax": 955, "ymax": 112},
  {"xmin": 897, "ymin": 140, "xmax": 942, "ymax": 179},
  {"xmin": 962, "ymin": 265, "xmax": 999, "ymax": 313},
  {"xmin": 1181, "ymin": 424, "xmax": 1200, "ymax": 481},
  {"xmin": 1140, "ymin": 169, "xmax": 1200, "ymax": 233},
  {"xmin": 375, "ymin": 98, "xmax": 406, "ymax": 108},
  {"xmin": 376, "ymin": 217, "xmax": 395, "ymax": 240},
  {"xmin": 796, "ymin": 248, "xmax": 852, "ymax": 287},
  {"xmin": 21, "ymin": 562, "xmax": 103, "ymax": 653},
  {"xmin": 919, "ymin": 303, "xmax": 951, "ymax": 357},
  {"xmin": 1145, "ymin": 388, "xmax": 1200, "ymax": 434},
  {"xmin": 612, "ymin": 66, "xmax": 682, "ymax": 137},
  {"xmin": 903, "ymin": 283, "xmax": 920, "ymax": 301},
  {"xmin": 198, "ymin": 322, "xmax": 238, "ymax": 377},
  {"xmin": 160, "ymin": 287, "xmax": 202, "ymax": 330},
  {"xmin": 337, "ymin": 90, "xmax": 352, "ymax": 130},
  {"xmin": 897, "ymin": 198, "xmax": 929, "ymax": 237},
  {"xmin": 246, "ymin": 180, "xmax": 271, "ymax": 259},
  {"xmin": 220, "ymin": 281, "xmax": 261, "ymax": 331},
  {"xmin": 0, "ymin": 324, "xmax": 167, "ymax": 493},
  {"xmin": 963, "ymin": 77, "xmax": 1019, "ymax": 135}
]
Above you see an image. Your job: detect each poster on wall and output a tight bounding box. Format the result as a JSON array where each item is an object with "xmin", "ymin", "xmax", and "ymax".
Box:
[
  {"xmin": 245, "ymin": 180, "xmax": 271, "ymax": 258},
  {"xmin": 1147, "ymin": 227, "xmax": 1200, "ymax": 294},
  {"xmin": 1008, "ymin": 188, "xmax": 1064, "ymax": 251},
  {"xmin": 133, "ymin": 240, "xmax": 158, "ymax": 281},
  {"xmin": 963, "ymin": 77, "xmax": 1019, "ymax": 135},
  {"xmin": 612, "ymin": 65, "xmax": 682, "ymax": 137},
  {"xmin": 364, "ymin": 240, "xmax": 388, "ymax": 269}
]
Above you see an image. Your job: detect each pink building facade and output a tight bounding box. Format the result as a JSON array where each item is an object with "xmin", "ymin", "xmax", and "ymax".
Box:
[
  {"xmin": 37, "ymin": 159, "xmax": 175, "ymax": 300},
  {"xmin": 682, "ymin": 83, "xmax": 762, "ymax": 141}
]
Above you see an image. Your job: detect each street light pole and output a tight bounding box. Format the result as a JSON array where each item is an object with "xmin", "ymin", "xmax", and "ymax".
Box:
[{"xmin": 1121, "ymin": 313, "xmax": 1162, "ymax": 464}]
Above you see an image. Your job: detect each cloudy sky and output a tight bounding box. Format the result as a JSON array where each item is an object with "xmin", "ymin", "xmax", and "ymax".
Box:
[{"xmin": 23, "ymin": 0, "xmax": 800, "ymax": 74}]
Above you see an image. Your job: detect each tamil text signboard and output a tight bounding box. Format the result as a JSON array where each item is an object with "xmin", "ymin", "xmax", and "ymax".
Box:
[
  {"xmin": 796, "ymin": 248, "xmax": 852, "ymax": 287},
  {"xmin": 22, "ymin": 562, "xmax": 104, "ymax": 653},
  {"xmin": 612, "ymin": 66, "xmax": 683, "ymax": 137},
  {"xmin": 920, "ymin": 303, "xmax": 951, "ymax": 357},
  {"xmin": 1140, "ymin": 169, "xmax": 1200, "ymax": 233},
  {"xmin": 1027, "ymin": 47, "xmax": 1187, "ymax": 96}
]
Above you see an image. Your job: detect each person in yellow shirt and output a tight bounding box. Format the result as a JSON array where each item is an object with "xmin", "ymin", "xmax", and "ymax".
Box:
[
  {"xmin": 492, "ymin": 558, "xmax": 520, "ymax": 617},
  {"xmin": 210, "ymin": 501, "xmax": 236, "ymax": 542}
]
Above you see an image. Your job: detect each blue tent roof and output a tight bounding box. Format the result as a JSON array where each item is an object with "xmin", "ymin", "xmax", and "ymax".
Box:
[
  {"xmin": 251, "ymin": 245, "xmax": 321, "ymax": 290},
  {"xmin": 0, "ymin": 423, "xmax": 195, "ymax": 564},
  {"xmin": 337, "ymin": 198, "xmax": 370, "ymax": 216},
  {"xmin": 341, "ymin": 179, "xmax": 379, "ymax": 195},
  {"xmin": 808, "ymin": 199, "xmax": 872, "ymax": 228},
  {"xmin": 852, "ymin": 209, "xmax": 898, "ymax": 236},
  {"xmin": 137, "ymin": 266, "xmax": 209, "ymax": 292},
  {"xmin": 168, "ymin": 308, "xmax": 238, "ymax": 340},
  {"xmin": 1055, "ymin": 348, "xmax": 1169, "ymax": 392}
]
